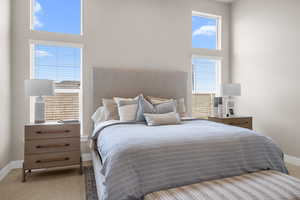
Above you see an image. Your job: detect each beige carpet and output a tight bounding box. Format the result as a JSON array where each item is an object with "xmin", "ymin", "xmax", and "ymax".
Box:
[
  {"xmin": 0, "ymin": 163, "xmax": 299, "ymax": 200},
  {"xmin": 0, "ymin": 164, "xmax": 88, "ymax": 200}
]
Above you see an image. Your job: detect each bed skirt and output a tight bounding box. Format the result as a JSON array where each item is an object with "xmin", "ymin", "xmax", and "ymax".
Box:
[{"xmin": 91, "ymin": 149, "xmax": 105, "ymax": 200}]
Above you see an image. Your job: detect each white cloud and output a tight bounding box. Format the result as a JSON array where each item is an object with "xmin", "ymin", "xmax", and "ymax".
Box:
[
  {"xmin": 33, "ymin": 1, "xmax": 43, "ymax": 28},
  {"xmin": 33, "ymin": 16, "xmax": 43, "ymax": 28},
  {"xmin": 193, "ymin": 25, "xmax": 216, "ymax": 36},
  {"xmin": 34, "ymin": 1, "xmax": 42, "ymax": 13},
  {"xmin": 36, "ymin": 50, "xmax": 52, "ymax": 57}
]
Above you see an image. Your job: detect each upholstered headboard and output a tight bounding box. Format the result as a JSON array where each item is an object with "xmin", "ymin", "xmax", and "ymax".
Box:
[{"xmin": 92, "ymin": 68, "xmax": 188, "ymax": 110}]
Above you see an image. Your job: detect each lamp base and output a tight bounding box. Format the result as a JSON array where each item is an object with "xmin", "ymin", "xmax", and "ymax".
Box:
[
  {"xmin": 226, "ymin": 97, "xmax": 235, "ymax": 117},
  {"xmin": 34, "ymin": 96, "xmax": 45, "ymax": 124}
]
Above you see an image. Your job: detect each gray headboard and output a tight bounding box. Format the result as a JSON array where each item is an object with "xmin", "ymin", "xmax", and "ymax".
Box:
[{"xmin": 92, "ymin": 68, "xmax": 188, "ymax": 110}]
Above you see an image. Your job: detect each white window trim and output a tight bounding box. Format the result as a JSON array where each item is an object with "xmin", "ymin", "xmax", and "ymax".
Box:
[
  {"xmin": 192, "ymin": 11, "xmax": 222, "ymax": 51},
  {"xmin": 30, "ymin": 40, "xmax": 83, "ymax": 49},
  {"xmin": 30, "ymin": 0, "xmax": 84, "ymax": 36},
  {"xmin": 192, "ymin": 54, "xmax": 223, "ymax": 60}
]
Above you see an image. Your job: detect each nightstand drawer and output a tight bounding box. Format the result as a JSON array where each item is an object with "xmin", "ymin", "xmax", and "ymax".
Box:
[
  {"xmin": 25, "ymin": 138, "xmax": 80, "ymax": 154},
  {"xmin": 224, "ymin": 118, "xmax": 250, "ymax": 124},
  {"xmin": 24, "ymin": 151, "xmax": 80, "ymax": 169},
  {"xmin": 25, "ymin": 124, "xmax": 80, "ymax": 140},
  {"xmin": 228, "ymin": 120, "xmax": 251, "ymax": 129},
  {"xmin": 208, "ymin": 116, "xmax": 252, "ymax": 130}
]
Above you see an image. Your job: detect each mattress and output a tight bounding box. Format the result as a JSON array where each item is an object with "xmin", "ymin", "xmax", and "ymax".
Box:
[
  {"xmin": 145, "ymin": 170, "xmax": 300, "ymax": 200},
  {"xmin": 92, "ymin": 119, "xmax": 288, "ymax": 200}
]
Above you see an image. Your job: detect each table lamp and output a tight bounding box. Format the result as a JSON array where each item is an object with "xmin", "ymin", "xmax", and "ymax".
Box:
[
  {"xmin": 220, "ymin": 83, "xmax": 241, "ymax": 116},
  {"xmin": 25, "ymin": 79, "xmax": 54, "ymax": 123}
]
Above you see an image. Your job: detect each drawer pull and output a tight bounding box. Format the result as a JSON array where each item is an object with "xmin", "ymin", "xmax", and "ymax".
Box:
[
  {"xmin": 36, "ymin": 157, "xmax": 70, "ymax": 163},
  {"xmin": 229, "ymin": 122, "xmax": 249, "ymax": 126},
  {"xmin": 36, "ymin": 130, "xmax": 71, "ymax": 134},
  {"xmin": 36, "ymin": 144, "xmax": 70, "ymax": 149}
]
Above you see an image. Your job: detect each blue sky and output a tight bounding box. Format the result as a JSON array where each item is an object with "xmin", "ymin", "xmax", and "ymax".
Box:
[
  {"xmin": 192, "ymin": 15, "xmax": 217, "ymax": 49},
  {"xmin": 33, "ymin": 1, "xmax": 217, "ymax": 92},
  {"xmin": 33, "ymin": 0, "xmax": 81, "ymax": 34}
]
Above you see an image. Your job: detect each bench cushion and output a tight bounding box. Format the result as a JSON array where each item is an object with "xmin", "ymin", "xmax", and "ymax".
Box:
[{"xmin": 145, "ymin": 170, "xmax": 300, "ymax": 200}]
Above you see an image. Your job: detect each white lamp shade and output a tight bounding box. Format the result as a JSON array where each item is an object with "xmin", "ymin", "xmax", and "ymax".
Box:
[
  {"xmin": 25, "ymin": 79, "xmax": 54, "ymax": 97},
  {"xmin": 220, "ymin": 83, "xmax": 241, "ymax": 97}
]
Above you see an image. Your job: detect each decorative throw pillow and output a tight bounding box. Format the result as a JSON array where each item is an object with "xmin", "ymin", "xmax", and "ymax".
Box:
[
  {"xmin": 91, "ymin": 106, "xmax": 106, "ymax": 125},
  {"xmin": 113, "ymin": 95, "xmax": 140, "ymax": 104},
  {"xmin": 144, "ymin": 112, "xmax": 181, "ymax": 126},
  {"xmin": 102, "ymin": 98, "xmax": 119, "ymax": 120},
  {"xmin": 145, "ymin": 96, "xmax": 186, "ymax": 117},
  {"xmin": 116, "ymin": 98, "xmax": 140, "ymax": 122},
  {"xmin": 136, "ymin": 97, "xmax": 177, "ymax": 121},
  {"xmin": 155, "ymin": 101, "xmax": 177, "ymax": 114},
  {"xmin": 146, "ymin": 96, "xmax": 173, "ymax": 105}
]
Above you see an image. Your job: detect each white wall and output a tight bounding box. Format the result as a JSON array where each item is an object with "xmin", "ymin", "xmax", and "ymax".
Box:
[
  {"xmin": 0, "ymin": 0, "xmax": 11, "ymax": 168},
  {"xmin": 231, "ymin": 0, "xmax": 300, "ymax": 157},
  {"xmin": 11, "ymin": 0, "xmax": 230, "ymax": 160}
]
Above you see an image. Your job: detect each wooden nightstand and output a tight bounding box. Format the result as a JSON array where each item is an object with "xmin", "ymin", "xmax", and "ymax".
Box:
[
  {"xmin": 208, "ymin": 116, "xmax": 253, "ymax": 130},
  {"xmin": 23, "ymin": 122, "xmax": 82, "ymax": 182}
]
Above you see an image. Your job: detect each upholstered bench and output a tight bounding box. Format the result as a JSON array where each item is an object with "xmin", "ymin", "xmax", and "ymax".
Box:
[{"xmin": 145, "ymin": 170, "xmax": 300, "ymax": 200}]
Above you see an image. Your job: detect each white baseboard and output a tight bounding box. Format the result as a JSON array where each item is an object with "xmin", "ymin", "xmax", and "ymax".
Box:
[
  {"xmin": 285, "ymin": 154, "xmax": 300, "ymax": 166},
  {"xmin": 0, "ymin": 153, "xmax": 92, "ymax": 182},
  {"xmin": 9, "ymin": 160, "xmax": 23, "ymax": 169},
  {"xmin": 0, "ymin": 162, "xmax": 14, "ymax": 181},
  {"xmin": 0, "ymin": 160, "xmax": 22, "ymax": 181}
]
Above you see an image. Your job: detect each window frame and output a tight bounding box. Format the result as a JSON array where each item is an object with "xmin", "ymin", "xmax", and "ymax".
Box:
[
  {"xmin": 192, "ymin": 11, "xmax": 222, "ymax": 51},
  {"xmin": 29, "ymin": 40, "xmax": 83, "ymax": 123},
  {"xmin": 29, "ymin": 0, "xmax": 83, "ymax": 36}
]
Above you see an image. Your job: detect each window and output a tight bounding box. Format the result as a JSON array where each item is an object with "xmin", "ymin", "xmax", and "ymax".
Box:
[
  {"xmin": 31, "ymin": 42, "xmax": 82, "ymax": 121},
  {"xmin": 192, "ymin": 12, "xmax": 221, "ymax": 50},
  {"xmin": 31, "ymin": 0, "xmax": 82, "ymax": 35},
  {"xmin": 191, "ymin": 11, "xmax": 222, "ymax": 117},
  {"xmin": 192, "ymin": 57, "xmax": 220, "ymax": 118}
]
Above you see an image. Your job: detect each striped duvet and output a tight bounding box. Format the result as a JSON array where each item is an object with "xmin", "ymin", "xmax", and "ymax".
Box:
[
  {"xmin": 92, "ymin": 120, "xmax": 288, "ymax": 200},
  {"xmin": 145, "ymin": 170, "xmax": 300, "ymax": 200}
]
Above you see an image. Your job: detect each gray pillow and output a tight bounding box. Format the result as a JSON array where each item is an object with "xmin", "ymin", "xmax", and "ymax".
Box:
[
  {"xmin": 144, "ymin": 112, "xmax": 181, "ymax": 126},
  {"xmin": 146, "ymin": 96, "xmax": 186, "ymax": 117},
  {"xmin": 136, "ymin": 97, "xmax": 177, "ymax": 121}
]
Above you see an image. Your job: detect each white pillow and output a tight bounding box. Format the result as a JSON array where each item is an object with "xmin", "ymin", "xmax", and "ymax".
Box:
[
  {"xmin": 91, "ymin": 106, "xmax": 106, "ymax": 125},
  {"xmin": 116, "ymin": 98, "xmax": 140, "ymax": 122},
  {"xmin": 176, "ymin": 98, "xmax": 186, "ymax": 117},
  {"xmin": 144, "ymin": 112, "xmax": 181, "ymax": 126}
]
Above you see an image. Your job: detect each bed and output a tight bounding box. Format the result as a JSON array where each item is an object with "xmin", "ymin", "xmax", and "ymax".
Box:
[{"xmin": 91, "ymin": 68, "xmax": 288, "ymax": 200}]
